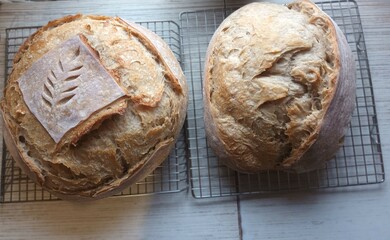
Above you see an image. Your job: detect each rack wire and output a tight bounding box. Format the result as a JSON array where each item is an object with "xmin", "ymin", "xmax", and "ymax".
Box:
[
  {"xmin": 180, "ymin": 0, "xmax": 385, "ymax": 198},
  {"xmin": 0, "ymin": 20, "xmax": 187, "ymax": 203}
]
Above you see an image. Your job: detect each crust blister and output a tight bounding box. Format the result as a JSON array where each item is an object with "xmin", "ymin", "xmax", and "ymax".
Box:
[
  {"xmin": 17, "ymin": 34, "xmax": 128, "ymax": 149},
  {"xmin": 0, "ymin": 15, "xmax": 188, "ymax": 200},
  {"xmin": 204, "ymin": 0, "xmax": 354, "ymax": 173}
]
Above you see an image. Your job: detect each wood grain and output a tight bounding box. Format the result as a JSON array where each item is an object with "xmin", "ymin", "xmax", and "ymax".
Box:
[
  {"xmin": 0, "ymin": 1, "xmax": 240, "ymax": 240},
  {"xmin": 237, "ymin": 1, "xmax": 390, "ymax": 240},
  {"xmin": 0, "ymin": 192, "xmax": 240, "ymax": 240},
  {"xmin": 0, "ymin": 0, "xmax": 389, "ymax": 239}
]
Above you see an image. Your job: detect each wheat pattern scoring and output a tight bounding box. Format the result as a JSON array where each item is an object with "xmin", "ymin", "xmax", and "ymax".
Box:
[{"xmin": 41, "ymin": 47, "xmax": 83, "ymax": 108}]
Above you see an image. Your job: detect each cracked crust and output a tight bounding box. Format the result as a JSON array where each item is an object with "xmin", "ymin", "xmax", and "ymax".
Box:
[
  {"xmin": 204, "ymin": 0, "xmax": 355, "ymax": 173},
  {"xmin": 0, "ymin": 14, "xmax": 188, "ymax": 200}
]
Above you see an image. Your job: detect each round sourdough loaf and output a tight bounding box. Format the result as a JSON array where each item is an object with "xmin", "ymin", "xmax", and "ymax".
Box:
[
  {"xmin": 1, "ymin": 15, "xmax": 188, "ymax": 200},
  {"xmin": 204, "ymin": 0, "xmax": 356, "ymax": 173}
]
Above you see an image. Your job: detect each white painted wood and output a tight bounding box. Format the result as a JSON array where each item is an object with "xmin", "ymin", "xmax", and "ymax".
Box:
[
  {"xmin": 238, "ymin": 1, "xmax": 390, "ymax": 240},
  {"xmin": 0, "ymin": 0, "xmax": 389, "ymax": 239},
  {"xmin": 0, "ymin": 1, "xmax": 240, "ymax": 240},
  {"xmin": 0, "ymin": 192, "xmax": 240, "ymax": 240}
]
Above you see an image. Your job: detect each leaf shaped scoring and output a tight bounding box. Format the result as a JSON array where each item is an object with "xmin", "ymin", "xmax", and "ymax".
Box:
[
  {"xmin": 70, "ymin": 65, "xmax": 83, "ymax": 71},
  {"xmin": 63, "ymin": 86, "xmax": 78, "ymax": 93},
  {"xmin": 43, "ymin": 81, "xmax": 53, "ymax": 98},
  {"xmin": 59, "ymin": 59, "xmax": 64, "ymax": 72},
  {"xmin": 41, "ymin": 49, "xmax": 83, "ymax": 109},
  {"xmin": 57, "ymin": 93, "xmax": 76, "ymax": 106},
  {"xmin": 75, "ymin": 46, "xmax": 80, "ymax": 57},
  {"xmin": 41, "ymin": 93, "xmax": 52, "ymax": 107},
  {"xmin": 46, "ymin": 76, "xmax": 54, "ymax": 88},
  {"xmin": 18, "ymin": 34, "xmax": 129, "ymax": 145},
  {"xmin": 64, "ymin": 74, "xmax": 81, "ymax": 82}
]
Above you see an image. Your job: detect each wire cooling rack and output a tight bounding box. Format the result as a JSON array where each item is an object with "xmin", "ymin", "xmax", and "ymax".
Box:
[
  {"xmin": 180, "ymin": 0, "xmax": 385, "ymax": 198},
  {"xmin": 0, "ymin": 20, "xmax": 187, "ymax": 203}
]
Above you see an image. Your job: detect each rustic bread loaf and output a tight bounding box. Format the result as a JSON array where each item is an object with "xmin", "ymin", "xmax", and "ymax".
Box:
[
  {"xmin": 204, "ymin": 0, "xmax": 356, "ymax": 173},
  {"xmin": 1, "ymin": 14, "xmax": 188, "ymax": 200}
]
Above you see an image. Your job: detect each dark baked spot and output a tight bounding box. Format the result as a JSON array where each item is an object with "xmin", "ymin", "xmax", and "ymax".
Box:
[
  {"xmin": 116, "ymin": 148, "xmax": 129, "ymax": 174},
  {"xmin": 325, "ymin": 53, "xmax": 334, "ymax": 67},
  {"xmin": 207, "ymin": 1, "xmax": 339, "ymax": 171},
  {"xmin": 338, "ymin": 136, "xmax": 345, "ymax": 145},
  {"xmin": 102, "ymin": 176, "xmax": 114, "ymax": 184},
  {"xmin": 84, "ymin": 24, "xmax": 93, "ymax": 34},
  {"xmin": 209, "ymin": 87, "xmax": 214, "ymax": 102},
  {"xmin": 45, "ymin": 162, "xmax": 72, "ymax": 179},
  {"xmin": 313, "ymin": 98, "xmax": 322, "ymax": 111},
  {"xmin": 18, "ymin": 135, "xmax": 26, "ymax": 143},
  {"xmin": 4, "ymin": 15, "xmax": 187, "ymax": 198}
]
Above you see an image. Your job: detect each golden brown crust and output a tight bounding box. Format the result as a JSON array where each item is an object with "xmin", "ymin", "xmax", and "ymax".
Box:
[
  {"xmin": 1, "ymin": 14, "xmax": 188, "ymax": 199},
  {"xmin": 17, "ymin": 33, "xmax": 129, "ymax": 150},
  {"xmin": 289, "ymin": 16, "xmax": 356, "ymax": 172},
  {"xmin": 3, "ymin": 121, "xmax": 43, "ymax": 186},
  {"xmin": 118, "ymin": 19, "xmax": 186, "ymax": 96},
  {"xmin": 282, "ymin": 0, "xmax": 341, "ymax": 166},
  {"xmin": 204, "ymin": 0, "xmax": 355, "ymax": 173}
]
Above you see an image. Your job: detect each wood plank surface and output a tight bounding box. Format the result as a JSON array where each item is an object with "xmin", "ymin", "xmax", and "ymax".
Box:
[
  {"xmin": 0, "ymin": 1, "xmax": 240, "ymax": 240},
  {"xmin": 237, "ymin": 1, "xmax": 390, "ymax": 240},
  {"xmin": 0, "ymin": 192, "xmax": 240, "ymax": 240},
  {"xmin": 0, "ymin": 0, "xmax": 389, "ymax": 239}
]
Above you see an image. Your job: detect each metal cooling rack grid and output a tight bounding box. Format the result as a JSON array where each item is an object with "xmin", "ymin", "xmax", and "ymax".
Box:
[
  {"xmin": 180, "ymin": 0, "xmax": 385, "ymax": 198},
  {"xmin": 0, "ymin": 20, "xmax": 187, "ymax": 203}
]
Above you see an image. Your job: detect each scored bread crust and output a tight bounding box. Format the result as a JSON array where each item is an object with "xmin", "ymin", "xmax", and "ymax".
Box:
[
  {"xmin": 1, "ymin": 14, "xmax": 188, "ymax": 200},
  {"xmin": 204, "ymin": 0, "xmax": 355, "ymax": 173}
]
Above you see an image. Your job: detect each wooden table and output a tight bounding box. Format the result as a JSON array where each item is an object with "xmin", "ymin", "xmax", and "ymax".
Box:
[{"xmin": 0, "ymin": 0, "xmax": 389, "ymax": 239}]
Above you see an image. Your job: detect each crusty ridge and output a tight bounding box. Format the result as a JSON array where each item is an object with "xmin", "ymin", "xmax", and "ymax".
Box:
[
  {"xmin": 204, "ymin": 0, "xmax": 347, "ymax": 172},
  {"xmin": 17, "ymin": 33, "xmax": 129, "ymax": 151},
  {"xmin": 4, "ymin": 16, "xmax": 131, "ymax": 152},
  {"xmin": 1, "ymin": 14, "xmax": 188, "ymax": 199},
  {"xmin": 282, "ymin": 0, "xmax": 341, "ymax": 166}
]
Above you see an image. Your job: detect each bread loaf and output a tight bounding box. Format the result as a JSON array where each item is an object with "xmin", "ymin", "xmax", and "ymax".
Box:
[
  {"xmin": 204, "ymin": 0, "xmax": 356, "ymax": 173},
  {"xmin": 1, "ymin": 15, "xmax": 188, "ymax": 200}
]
